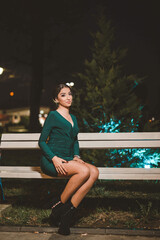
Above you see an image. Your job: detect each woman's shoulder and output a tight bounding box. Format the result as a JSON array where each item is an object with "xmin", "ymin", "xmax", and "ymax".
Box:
[
  {"xmin": 46, "ymin": 110, "xmax": 57, "ymax": 119},
  {"xmin": 48, "ymin": 110, "xmax": 57, "ymax": 115}
]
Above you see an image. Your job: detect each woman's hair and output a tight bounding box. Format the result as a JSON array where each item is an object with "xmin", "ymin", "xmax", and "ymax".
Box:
[{"xmin": 53, "ymin": 83, "xmax": 72, "ymax": 102}]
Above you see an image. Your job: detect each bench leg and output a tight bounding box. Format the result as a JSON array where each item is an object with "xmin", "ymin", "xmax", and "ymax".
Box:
[{"xmin": 0, "ymin": 178, "xmax": 5, "ymax": 201}]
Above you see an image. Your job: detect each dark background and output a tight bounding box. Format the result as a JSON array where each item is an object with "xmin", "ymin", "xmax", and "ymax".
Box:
[{"xmin": 0, "ymin": 0, "xmax": 159, "ymax": 117}]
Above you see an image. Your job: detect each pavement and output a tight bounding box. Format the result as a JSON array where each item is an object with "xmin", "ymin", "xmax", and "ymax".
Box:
[
  {"xmin": 0, "ymin": 232, "xmax": 160, "ymax": 240},
  {"xmin": 0, "ymin": 226, "xmax": 160, "ymax": 240},
  {"xmin": 0, "ymin": 205, "xmax": 160, "ymax": 239}
]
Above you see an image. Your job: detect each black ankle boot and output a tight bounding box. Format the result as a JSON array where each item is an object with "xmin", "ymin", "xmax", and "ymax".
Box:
[
  {"xmin": 49, "ymin": 197, "xmax": 64, "ymax": 227},
  {"xmin": 58, "ymin": 201, "xmax": 76, "ymax": 235}
]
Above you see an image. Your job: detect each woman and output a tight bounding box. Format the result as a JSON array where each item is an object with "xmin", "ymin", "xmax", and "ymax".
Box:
[{"xmin": 39, "ymin": 83, "xmax": 99, "ymax": 235}]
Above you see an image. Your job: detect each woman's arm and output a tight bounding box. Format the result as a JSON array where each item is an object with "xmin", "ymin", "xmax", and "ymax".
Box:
[
  {"xmin": 73, "ymin": 136, "xmax": 80, "ymax": 157},
  {"xmin": 73, "ymin": 115, "xmax": 80, "ymax": 157},
  {"xmin": 38, "ymin": 111, "xmax": 56, "ymax": 162}
]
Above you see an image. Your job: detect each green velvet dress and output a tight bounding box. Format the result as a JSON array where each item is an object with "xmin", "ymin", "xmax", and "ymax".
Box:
[{"xmin": 38, "ymin": 110, "xmax": 80, "ymax": 177}]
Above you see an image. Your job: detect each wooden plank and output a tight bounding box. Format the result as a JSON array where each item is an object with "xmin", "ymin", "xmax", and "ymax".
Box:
[
  {"xmin": 99, "ymin": 174, "xmax": 160, "ymax": 180},
  {"xmin": 79, "ymin": 140, "xmax": 160, "ymax": 148},
  {"xmin": 0, "ymin": 142, "xmax": 39, "ymax": 149},
  {"xmin": 98, "ymin": 167, "xmax": 160, "ymax": 174},
  {"xmin": 0, "ymin": 167, "xmax": 67, "ymax": 179},
  {"xmin": 1, "ymin": 132, "xmax": 160, "ymax": 141},
  {"xmin": 0, "ymin": 172, "xmax": 159, "ymax": 180},
  {"xmin": 1, "ymin": 133, "xmax": 40, "ymax": 141},
  {"xmin": 0, "ymin": 172, "xmax": 58, "ymax": 179},
  {"xmin": 78, "ymin": 132, "xmax": 160, "ymax": 140},
  {"xmin": 1, "ymin": 140, "xmax": 160, "ymax": 149},
  {"xmin": 0, "ymin": 166, "xmax": 42, "ymax": 172},
  {"xmin": 0, "ymin": 166, "xmax": 160, "ymax": 174},
  {"xmin": 0, "ymin": 167, "xmax": 160, "ymax": 180}
]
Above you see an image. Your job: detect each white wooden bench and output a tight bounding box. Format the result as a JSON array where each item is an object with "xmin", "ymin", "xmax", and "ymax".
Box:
[{"xmin": 0, "ymin": 132, "xmax": 160, "ymax": 181}]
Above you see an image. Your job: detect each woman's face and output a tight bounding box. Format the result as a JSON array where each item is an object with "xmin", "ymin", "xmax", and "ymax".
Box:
[{"xmin": 56, "ymin": 87, "xmax": 73, "ymax": 108}]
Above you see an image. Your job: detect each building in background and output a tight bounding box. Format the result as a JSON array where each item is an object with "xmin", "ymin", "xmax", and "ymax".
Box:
[{"xmin": 0, "ymin": 106, "xmax": 50, "ymax": 132}]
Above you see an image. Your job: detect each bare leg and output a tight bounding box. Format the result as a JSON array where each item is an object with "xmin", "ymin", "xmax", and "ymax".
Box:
[
  {"xmin": 71, "ymin": 162, "xmax": 99, "ymax": 207},
  {"xmin": 59, "ymin": 161, "xmax": 90, "ymax": 204},
  {"xmin": 59, "ymin": 161, "xmax": 99, "ymax": 208}
]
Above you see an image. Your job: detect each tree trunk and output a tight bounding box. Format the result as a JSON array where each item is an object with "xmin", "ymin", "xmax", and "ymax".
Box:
[{"xmin": 29, "ymin": 3, "xmax": 44, "ymax": 132}]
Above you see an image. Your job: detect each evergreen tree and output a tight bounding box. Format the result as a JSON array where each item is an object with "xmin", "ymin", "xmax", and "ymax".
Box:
[
  {"xmin": 72, "ymin": 15, "xmax": 145, "ymax": 167},
  {"xmin": 72, "ymin": 15, "xmax": 143, "ymax": 133}
]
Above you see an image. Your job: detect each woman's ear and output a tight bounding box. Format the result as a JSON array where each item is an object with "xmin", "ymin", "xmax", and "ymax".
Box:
[{"xmin": 53, "ymin": 98, "xmax": 59, "ymax": 104}]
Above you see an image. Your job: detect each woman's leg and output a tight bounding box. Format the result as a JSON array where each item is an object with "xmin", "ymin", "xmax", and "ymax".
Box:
[
  {"xmin": 70, "ymin": 162, "xmax": 99, "ymax": 207},
  {"xmin": 59, "ymin": 161, "xmax": 99, "ymax": 208},
  {"xmin": 57, "ymin": 161, "xmax": 99, "ymax": 235},
  {"xmin": 59, "ymin": 161, "xmax": 90, "ymax": 204},
  {"xmin": 49, "ymin": 161, "xmax": 90, "ymax": 226}
]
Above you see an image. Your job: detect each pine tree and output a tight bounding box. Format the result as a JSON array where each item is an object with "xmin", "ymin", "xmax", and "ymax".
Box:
[
  {"xmin": 72, "ymin": 15, "xmax": 145, "ymax": 167},
  {"xmin": 72, "ymin": 15, "xmax": 143, "ymax": 133}
]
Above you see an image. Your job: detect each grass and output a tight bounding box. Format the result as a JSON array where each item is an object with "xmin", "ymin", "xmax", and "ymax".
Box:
[{"xmin": 0, "ymin": 179, "xmax": 160, "ymax": 230}]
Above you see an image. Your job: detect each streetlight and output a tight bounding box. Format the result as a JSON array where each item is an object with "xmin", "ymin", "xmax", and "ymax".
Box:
[{"xmin": 0, "ymin": 67, "xmax": 4, "ymax": 75}]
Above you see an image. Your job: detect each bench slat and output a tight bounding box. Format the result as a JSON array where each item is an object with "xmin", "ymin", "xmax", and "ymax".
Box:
[
  {"xmin": 0, "ymin": 142, "xmax": 39, "ymax": 149},
  {"xmin": 0, "ymin": 173, "xmax": 159, "ymax": 180},
  {"xmin": 99, "ymin": 174, "xmax": 160, "ymax": 180},
  {"xmin": 1, "ymin": 132, "xmax": 160, "ymax": 141},
  {"xmin": 78, "ymin": 132, "xmax": 160, "ymax": 140},
  {"xmin": 99, "ymin": 167, "xmax": 160, "ymax": 174},
  {"xmin": 1, "ymin": 140, "xmax": 160, "ymax": 149},
  {"xmin": 1, "ymin": 133, "xmax": 40, "ymax": 141},
  {"xmin": 1, "ymin": 166, "xmax": 160, "ymax": 173},
  {"xmin": 79, "ymin": 140, "xmax": 160, "ymax": 148},
  {"xmin": 0, "ymin": 167, "xmax": 160, "ymax": 180}
]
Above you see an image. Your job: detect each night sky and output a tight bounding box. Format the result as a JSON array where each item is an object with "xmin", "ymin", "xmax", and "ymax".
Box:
[{"xmin": 0, "ymin": 0, "xmax": 160, "ymax": 116}]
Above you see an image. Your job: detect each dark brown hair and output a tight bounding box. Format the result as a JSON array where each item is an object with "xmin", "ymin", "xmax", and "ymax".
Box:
[{"xmin": 53, "ymin": 83, "xmax": 72, "ymax": 101}]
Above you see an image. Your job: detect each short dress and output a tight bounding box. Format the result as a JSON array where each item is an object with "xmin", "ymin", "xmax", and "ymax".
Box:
[{"xmin": 38, "ymin": 110, "xmax": 80, "ymax": 177}]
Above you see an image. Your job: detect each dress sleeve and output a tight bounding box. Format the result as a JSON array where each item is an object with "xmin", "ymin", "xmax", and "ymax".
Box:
[
  {"xmin": 73, "ymin": 136, "xmax": 80, "ymax": 156},
  {"xmin": 38, "ymin": 111, "xmax": 56, "ymax": 162},
  {"xmin": 73, "ymin": 116, "xmax": 80, "ymax": 156}
]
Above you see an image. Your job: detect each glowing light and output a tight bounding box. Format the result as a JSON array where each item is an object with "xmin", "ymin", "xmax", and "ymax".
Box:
[
  {"xmin": 66, "ymin": 82, "xmax": 74, "ymax": 87},
  {"xmin": 145, "ymin": 165, "xmax": 150, "ymax": 169},
  {"xmin": 39, "ymin": 117, "xmax": 45, "ymax": 126},
  {"xmin": 9, "ymin": 74, "xmax": 15, "ymax": 78},
  {"xmin": 10, "ymin": 91, "xmax": 14, "ymax": 96},
  {"xmin": 40, "ymin": 110, "xmax": 44, "ymax": 114},
  {"xmin": 98, "ymin": 118, "xmax": 160, "ymax": 168},
  {"xmin": 0, "ymin": 67, "xmax": 4, "ymax": 75}
]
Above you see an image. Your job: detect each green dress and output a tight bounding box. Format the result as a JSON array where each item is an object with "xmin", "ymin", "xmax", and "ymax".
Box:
[{"xmin": 38, "ymin": 110, "xmax": 80, "ymax": 177}]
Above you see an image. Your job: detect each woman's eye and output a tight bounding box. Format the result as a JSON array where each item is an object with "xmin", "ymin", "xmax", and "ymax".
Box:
[
  {"xmin": 69, "ymin": 92, "xmax": 72, "ymax": 96},
  {"xmin": 61, "ymin": 94, "xmax": 65, "ymax": 97}
]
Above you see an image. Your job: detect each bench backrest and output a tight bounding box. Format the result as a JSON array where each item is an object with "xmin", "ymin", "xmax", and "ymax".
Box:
[{"xmin": 1, "ymin": 132, "xmax": 160, "ymax": 149}]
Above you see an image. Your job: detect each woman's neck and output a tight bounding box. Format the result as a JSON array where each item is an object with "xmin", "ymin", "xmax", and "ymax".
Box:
[{"xmin": 57, "ymin": 106, "xmax": 70, "ymax": 116}]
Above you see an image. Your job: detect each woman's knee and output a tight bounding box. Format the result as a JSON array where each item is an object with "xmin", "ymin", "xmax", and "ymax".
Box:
[
  {"xmin": 89, "ymin": 166, "xmax": 99, "ymax": 181},
  {"xmin": 78, "ymin": 165, "xmax": 90, "ymax": 180}
]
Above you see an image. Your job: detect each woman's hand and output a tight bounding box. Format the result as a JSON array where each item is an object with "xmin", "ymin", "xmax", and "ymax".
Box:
[
  {"xmin": 52, "ymin": 156, "xmax": 68, "ymax": 175},
  {"xmin": 73, "ymin": 156, "xmax": 85, "ymax": 164}
]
